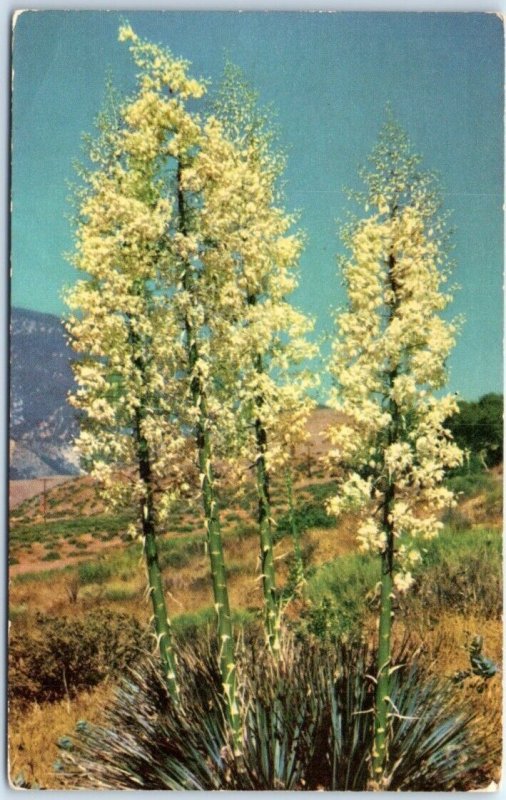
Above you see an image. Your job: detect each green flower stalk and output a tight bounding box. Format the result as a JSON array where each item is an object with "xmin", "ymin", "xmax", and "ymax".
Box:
[
  {"xmin": 285, "ymin": 464, "xmax": 305, "ymax": 595},
  {"xmin": 327, "ymin": 115, "xmax": 463, "ymax": 782},
  {"xmin": 175, "ymin": 160, "xmax": 240, "ymax": 741},
  {"xmin": 212, "ymin": 65, "xmax": 317, "ymax": 651}
]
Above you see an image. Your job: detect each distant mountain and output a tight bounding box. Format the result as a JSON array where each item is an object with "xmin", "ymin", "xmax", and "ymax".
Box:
[{"xmin": 10, "ymin": 307, "xmax": 82, "ymax": 479}]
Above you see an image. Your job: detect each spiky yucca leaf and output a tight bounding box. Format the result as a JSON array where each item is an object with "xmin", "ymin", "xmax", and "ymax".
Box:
[
  {"xmin": 385, "ymin": 663, "xmax": 499, "ymax": 791},
  {"xmin": 63, "ymin": 641, "xmax": 231, "ymax": 790},
  {"xmin": 62, "ymin": 634, "xmax": 500, "ymax": 791}
]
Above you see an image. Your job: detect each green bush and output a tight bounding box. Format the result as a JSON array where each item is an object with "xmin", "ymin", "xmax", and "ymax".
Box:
[
  {"xmin": 440, "ymin": 506, "xmax": 472, "ymax": 532},
  {"xmin": 42, "ymin": 550, "xmax": 61, "ymax": 562},
  {"xmin": 74, "ymin": 540, "xmax": 89, "ymax": 550},
  {"xmin": 275, "ymin": 499, "xmax": 336, "ymax": 542},
  {"xmin": 9, "ymin": 611, "xmax": 149, "ymax": 704},
  {"xmin": 446, "ymin": 468, "xmax": 494, "ymax": 498},
  {"xmin": 159, "ymin": 549, "xmax": 189, "ymax": 570},
  {"xmin": 155, "ymin": 536, "xmax": 203, "ymax": 571},
  {"xmin": 306, "ymin": 552, "xmax": 378, "ymax": 638},
  {"xmin": 484, "ymin": 482, "xmax": 503, "ymax": 517},
  {"xmin": 78, "ymin": 560, "xmax": 113, "ymax": 585},
  {"xmin": 171, "ymin": 607, "xmax": 254, "ymax": 641},
  {"xmin": 43, "ymin": 540, "xmax": 57, "ymax": 550},
  {"xmin": 408, "ymin": 528, "xmax": 502, "ymax": 619},
  {"xmin": 304, "ymin": 482, "xmax": 336, "ymax": 502},
  {"xmin": 232, "ymin": 522, "xmax": 256, "ymax": 540},
  {"xmin": 306, "ymin": 527, "xmax": 502, "ymax": 631}
]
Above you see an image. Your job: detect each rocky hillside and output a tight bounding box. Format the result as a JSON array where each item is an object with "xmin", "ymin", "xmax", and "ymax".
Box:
[
  {"xmin": 9, "ymin": 307, "xmax": 339, "ymax": 480},
  {"xmin": 10, "ymin": 308, "xmax": 81, "ymax": 478}
]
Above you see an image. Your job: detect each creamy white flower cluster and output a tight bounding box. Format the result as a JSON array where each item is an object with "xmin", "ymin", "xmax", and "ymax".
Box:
[
  {"xmin": 327, "ymin": 136, "xmax": 463, "ymax": 591},
  {"xmin": 181, "ymin": 82, "xmax": 317, "ymax": 476},
  {"xmin": 67, "ymin": 25, "xmax": 315, "ymax": 525}
]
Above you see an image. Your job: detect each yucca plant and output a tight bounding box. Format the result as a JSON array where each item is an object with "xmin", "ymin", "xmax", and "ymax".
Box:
[
  {"xmin": 61, "ymin": 641, "xmax": 231, "ymax": 790},
  {"xmin": 60, "ymin": 633, "xmax": 499, "ymax": 791},
  {"xmin": 327, "ymin": 114, "xmax": 464, "ymax": 779}
]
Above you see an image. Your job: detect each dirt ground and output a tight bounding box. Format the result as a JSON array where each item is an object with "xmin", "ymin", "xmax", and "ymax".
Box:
[{"xmin": 9, "ymin": 476, "xmax": 76, "ymax": 510}]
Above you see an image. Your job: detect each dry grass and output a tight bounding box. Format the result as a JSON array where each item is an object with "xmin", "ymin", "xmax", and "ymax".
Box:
[
  {"xmin": 402, "ymin": 613, "xmax": 502, "ymax": 785},
  {"xmin": 395, "ymin": 612, "xmax": 502, "ymax": 679},
  {"xmin": 8, "ymin": 683, "xmax": 114, "ymax": 789}
]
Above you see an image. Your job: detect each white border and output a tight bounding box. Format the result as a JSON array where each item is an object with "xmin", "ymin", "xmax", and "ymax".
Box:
[{"xmin": 3, "ymin": 4, "xmax": 505, "ymax": 799}]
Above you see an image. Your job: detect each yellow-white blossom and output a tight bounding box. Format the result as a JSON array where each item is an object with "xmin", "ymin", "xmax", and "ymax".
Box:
[
  {"xmin": 204, "ymin": 69, "xmax": 318, "ymax": 478},
  {"xmin": 327, "ymin": 118, "xmax": 463, "ymax": 591},
  {"xmin": 65, "ymin": 25, "xmax": 210, "ymax": 519}
]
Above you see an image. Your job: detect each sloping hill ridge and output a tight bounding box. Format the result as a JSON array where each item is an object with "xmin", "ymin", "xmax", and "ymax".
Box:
[{"xmin": 10, "ymin": 307, "xmax": 81, "ymax": 478}]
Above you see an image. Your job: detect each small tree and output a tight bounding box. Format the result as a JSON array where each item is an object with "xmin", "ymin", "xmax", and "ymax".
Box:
[
  {"xmin": 327, "ymin": 116, "xmax": 463, "ymax": 783},
  {"xmin": 447, "ymin": 393, "xmax": 503, "ymax": 469}
]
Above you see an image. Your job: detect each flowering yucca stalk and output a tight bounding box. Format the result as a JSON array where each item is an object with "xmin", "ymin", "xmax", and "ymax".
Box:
[
  {"xmin": 327, "ymin": 115, "xmax": 463, "ymax": 781},
  {"xmin": 64, "ymin": 34, "xmax": 207, "ymax": 700},
  {"xmin": 210, "ymin": 66, "xmax": 317, "ymax": 651},
  {"xmin": 173, "ymin": 155, "xmax": 241, "ymax": 740},
  {"xmin": 284, "ymin": 458, "xmax": 306, "ymax": 593},
  {"xmin": 114, "ymin": 25, "xmax": 247, "ymax": 739}
]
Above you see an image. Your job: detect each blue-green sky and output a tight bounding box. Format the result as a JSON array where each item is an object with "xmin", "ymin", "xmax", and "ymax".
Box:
[{"xmin": 11, "ymin": 11, "xmax": 503, "ymax": 400}]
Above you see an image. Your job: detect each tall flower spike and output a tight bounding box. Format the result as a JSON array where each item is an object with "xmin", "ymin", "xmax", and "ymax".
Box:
[
  {"xmin": 65, "ymin": 24, "xmax": 215, "ymax": 703},
  {"xmin": 208, "ymin": 65, "xmax": 317, "ymax": 652},
  {"xmin": 327, "ymin": 114, "xmax": 463, "ymax": 782}
]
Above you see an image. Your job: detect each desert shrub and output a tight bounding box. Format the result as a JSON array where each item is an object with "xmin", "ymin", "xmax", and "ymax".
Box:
[
  {"xmin": 159, "ymin": 549, "xmax": 190, "ymax": 570},
  {"xmin": 73, "ymin": 540, "xmax": 89, "ymax": 550},
  {"xmin": 77, "ymin": 561, "xmax": 112, "ymax": 585},
  {"xmin": 42, "ymin": 551, "xmax": 61, "ymax": 562},
  {"xmin": 274, "ymin": 500, "xmax": 336, "ymax": 542},
  {"xmin": 306, "ymin": 552, "xmax": 379, "ymax": 637},
  {"xmin": 408, "ymin": 528, "xmax": 502, "ymax": 620},
  {"xmin": 104, "ymin": 586, "xmax": 140, "ymax": 602},
  {"xmin": 446, "ymin": 468, "xmax": 495, "ymax": 498},
  {"xmin": 224, "ymin": 511, "xmax": 243, "ymax": 523},
  {"xmin": 304, "ymin": 481, "xmax": 336, "ymax": 502},
  {"xmin": 441, "ymin": 506, "xmax": 473, "ymax": 532},
  {"xmin": 171, "ymin": 608, "xmax": 254, "ymax": 642},
  {"xmin": 61, "ymin": 635, "xmax": 499, "ymax": 790},
  {"xmin": 232, "ymin": 522, "xmax": 256, "ymax": 541},
  {"xmin": 174, "ymin": 523, "xmax": 194, "ymax": 533},
  {"xmin": 484, "ymin": 481, "xmax": 503, "ymax": 516},
  {"xmin": 301, "ymin": 596, "xmax": 343, "ymax": 640},
  {"xmin": 9, "ymin": 611, "xmax": 148, "ymax": 705}
]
